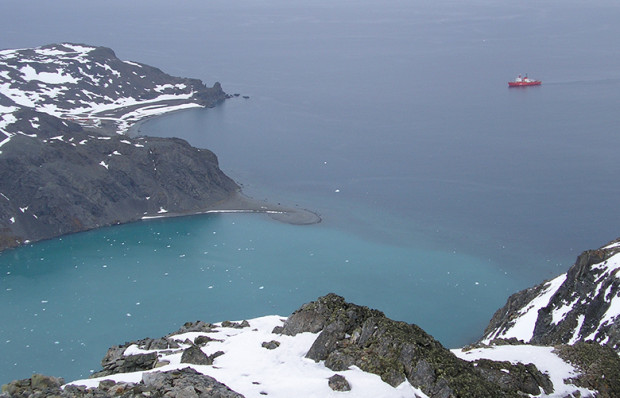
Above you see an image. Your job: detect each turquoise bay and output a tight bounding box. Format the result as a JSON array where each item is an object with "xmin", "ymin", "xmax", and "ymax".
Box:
[{"xmin": 1, "ymin": 211, "xmax": 536, "ymax": 381}]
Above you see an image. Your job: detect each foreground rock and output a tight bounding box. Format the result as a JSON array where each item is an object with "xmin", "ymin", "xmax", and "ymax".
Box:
[
  {"xmin": 481, "ymin": 238, "xmax": 620, "ymax": 353},
  {"xmin": 3, "ymin": 292, "xmax": 620, "ymax": 397},
  {"xmin": 275, "ymin": 293, "xmax": 529, "ymax": 397},
  {"xmin": 2, "ymin": 368, "xmax": 244, "ymax": 398}
]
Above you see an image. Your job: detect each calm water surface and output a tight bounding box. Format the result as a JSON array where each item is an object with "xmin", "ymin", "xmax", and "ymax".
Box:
[{"xmin": 1, "ymin": 0, "xmax": 620, "ymax": 383}]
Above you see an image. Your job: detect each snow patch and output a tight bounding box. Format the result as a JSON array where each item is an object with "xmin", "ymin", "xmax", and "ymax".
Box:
[
  {"xmin": 20, "ymin": 65, "xmax": 79, "ymax": 85},
  {"xmin": 568, "ymin": 314, "xmax": 585, "ymax": 345},
  {"xmin": 484, "ymin": 274, "xmax": 567, "ymax": 343},
  {"xmin": 551, "ymin": 298, "xmax": 579, "ymax": 325}
]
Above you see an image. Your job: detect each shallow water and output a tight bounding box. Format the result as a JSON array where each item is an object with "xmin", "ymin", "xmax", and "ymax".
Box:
[
  {"xmin": 1, "ymin": 212, "xmax": 536, "ymax": 381},
  {"xmin": 1, "ymin": 0, "xmax": 620, "ymax": 384}
]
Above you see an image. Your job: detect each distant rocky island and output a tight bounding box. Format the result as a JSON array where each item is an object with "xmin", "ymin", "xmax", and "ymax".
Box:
[
  {"xmin": 2, "ymin": 239, "xmax": 620, "ymax": 397},
  {"xmin": 0, "ymin": 43, "xmax": 318, "ymax": 252}
]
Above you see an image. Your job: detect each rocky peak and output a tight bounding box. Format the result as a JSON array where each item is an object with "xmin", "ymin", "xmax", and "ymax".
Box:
[{"xmin": 481, "ymin": 238, "xmax": 620, "ymax": 352}]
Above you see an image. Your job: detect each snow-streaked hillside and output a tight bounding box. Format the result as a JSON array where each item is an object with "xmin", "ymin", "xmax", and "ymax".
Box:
[
  {"xmin": 481, "ymin": 239, "xmax": 620, "ymax": 352},
  {"xmin": 0, "ymin": 42, "xmax": 225, "ymax": 147}
]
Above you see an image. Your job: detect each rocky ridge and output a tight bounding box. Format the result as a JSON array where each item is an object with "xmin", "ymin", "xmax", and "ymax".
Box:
[
  {"xmin": 4, "ymin": 287, "xmax": 620, "ymax": 398},
  {"xmin": 480, "ymin": 238, "xmax": 620, "ymax": 352},
  {"xmin": 0, "ymin": 44, "xmax": 237, "ymax": 251}
]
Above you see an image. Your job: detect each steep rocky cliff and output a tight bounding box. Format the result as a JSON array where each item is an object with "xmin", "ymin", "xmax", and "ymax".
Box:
[{"xmin": 480, "ymin": 238, "xmax": 620, "ymax": 352}]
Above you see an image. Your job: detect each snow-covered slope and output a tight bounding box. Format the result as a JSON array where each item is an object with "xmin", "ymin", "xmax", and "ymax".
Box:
[
  {"xmin": 68, "ymin": 316, "xmax": 428, "ymax": 398},
  {"xmin": 481, "ymin": 239, "xmax": 620, "ymax": 352},
  {"xmin": 452, "ymin": 345, "xmax": 595, "ymax": 397},
  {"xmin": 0, "ymin": 42, "xmax": 225, "ymax": 144}
]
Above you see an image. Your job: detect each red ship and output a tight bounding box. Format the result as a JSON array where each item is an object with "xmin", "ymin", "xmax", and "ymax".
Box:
[{"xmin": 508, "ymin": 74, "xmax": 541, "ymax": 87}]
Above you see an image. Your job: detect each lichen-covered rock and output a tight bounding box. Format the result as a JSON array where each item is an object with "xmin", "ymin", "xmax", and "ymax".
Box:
[
  {"xmin": 554, "ymin": 342, "xmax": 620, "ymax": 397},
  {"xmin": 328, "ymin": 374, "xmax": 351, "ymax": 392},
  {"xmin": 275, "ymin": 293, "xmax": 383, "ymax": 336},
  {"xmin": 221, "ymin": 320, "xmax": 250, "ymax": 329},
  {"xmin": 180, "ymin": 344, "xmax": 212, "ymax": 365},
  {"xmin": 171, "ymin": 321, "xmax": 217, "ymax": 335},
  {"xmin": 135, "ymin": 337, "xmax": 180, "ymax": 350},
  {"xmin": 473, "ymin": 359, "xmax": 553, "ymax": 395},
  {"xmin": 1, "ymin": 374, "xmax": 64, "ymax": 397},
  {"xmin": 142, "ymin": 368, "xmax": 244, "ymax": 398},
  {"xmin": 91, "ymin": 345, "xmax": 158, "ymax": 377},
  {"xmin": 261, "ymin": 340, "xmax": 281, "ymax": 350},
  {"xmin": 1, "ymin": 368, "xmax": 244, "ymax": 398},
  {"xmin": 274, "ymin": 293, "xmax": 520, "ymax": 398},
  {"xmin": 195, "ymin": 335, "xmax": 220, "ymax": 346}
]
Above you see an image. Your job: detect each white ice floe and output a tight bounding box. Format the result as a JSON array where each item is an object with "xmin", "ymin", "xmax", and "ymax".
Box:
[{"xmin": 68, "ymin": 316, "xmax": 428, "ymax": 398}]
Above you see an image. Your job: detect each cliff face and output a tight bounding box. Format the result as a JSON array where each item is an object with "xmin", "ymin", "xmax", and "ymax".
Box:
[
  {"xmin": 481, "ymin": 238, "xmax": 620, "ymax": 353},
  {"xmin": 0, "ymin": 109, "xmax": 238, "ymax": 250},
  {"xmin": 0, "ymin": 44, "xmax": 237, "ymax": 251}
]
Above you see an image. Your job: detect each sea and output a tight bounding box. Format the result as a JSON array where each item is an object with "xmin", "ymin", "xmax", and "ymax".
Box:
[{"xmin": 1, "ymin": 0, "xmax": 620, "ymax": 384}]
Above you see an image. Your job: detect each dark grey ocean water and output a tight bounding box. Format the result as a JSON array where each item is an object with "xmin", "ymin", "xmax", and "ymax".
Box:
[{"xmin": 1, "ymin": 0, "xmax": 619, "ymax": 384}]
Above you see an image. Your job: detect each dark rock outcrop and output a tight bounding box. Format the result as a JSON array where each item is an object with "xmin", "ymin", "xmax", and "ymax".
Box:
[
  {"xmin": 327, "ymin": 374, "xmax": 351, "ymax": 392},
  {"xmin": 0, "ymin": 110, "xmax": 238, "ymax": 251},
  {"xmin": 472, "ymin": 359, "xmax": 553, "ymax": 396},
  {"xmin": 180, "ymin": 344, "xmax": 213, "ymax": 365},
  {"xmin": 274, "ymin": 293, "xmax": 531, "ymax": 397},
  {"xmin": 91, "ymin": 344, "xmax": 159, "ymax": 378},
  {"xmin": 261, "ymin": 340, "xmax": 281, "ymax": 350}
]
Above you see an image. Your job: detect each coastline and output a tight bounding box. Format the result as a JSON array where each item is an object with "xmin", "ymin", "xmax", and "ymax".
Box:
[
  {"xmin": 142, "ymin": 190, "xmax": 322, "ymax": 225},
  {"xmin": 123, "ymin": 105, "xmax": 321, "ymax": 226}
]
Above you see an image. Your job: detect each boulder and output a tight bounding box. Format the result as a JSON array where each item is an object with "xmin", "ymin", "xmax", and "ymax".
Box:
[{"xmin": 328, "ymin": 374, "xmax": 351, "ymax": 392}]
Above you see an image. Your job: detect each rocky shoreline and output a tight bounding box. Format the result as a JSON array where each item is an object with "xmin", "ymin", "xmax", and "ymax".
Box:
[{"xmin": 0, "ymin": 43, "xmax": 319, "ymax": 252}]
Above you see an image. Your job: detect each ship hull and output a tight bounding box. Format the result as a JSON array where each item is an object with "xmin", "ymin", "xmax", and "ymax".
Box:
[{"xmin": 508, "ymin": 81, "xmax": 541, "ymax": 87}]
